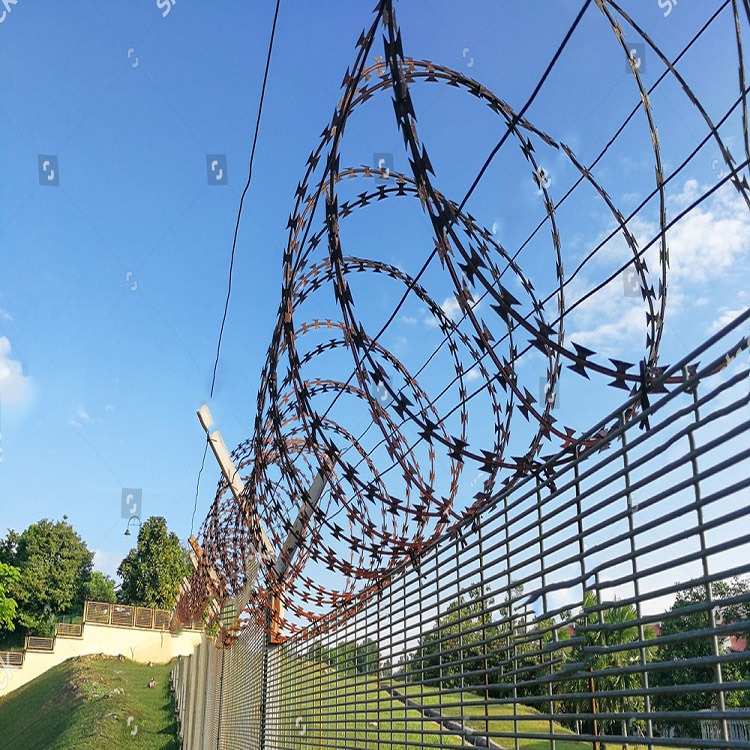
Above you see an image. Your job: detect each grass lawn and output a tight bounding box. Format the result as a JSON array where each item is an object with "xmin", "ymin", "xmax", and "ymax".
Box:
[
  {"xmin": 0, "ymin": 654, "xmax": 179, "ymax": 750},
  {"xmin": 397, "ymin": 683, "xmax": 683, "ymax": 750},
  {"xmin": 275, "ymin": 655, "xmax": 464, "ymax": 749}
]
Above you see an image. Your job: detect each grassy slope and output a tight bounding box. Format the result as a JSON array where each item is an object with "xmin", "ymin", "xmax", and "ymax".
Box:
[
  {"xmin": 398, "ymin": 683, "xmax": 589, "ymax": 750},
  {"xmin": 277, "ymin": 656, "xmax": 464, "ymax": 749},
  {"xmin": 399, "ymin": 683, "xmax": 683, "ymax": 750},
  {"xmin": 276, "ymin": 657, "xmax": 680, "ymax": 750},
  {"xmin": 0, "ymin": 655, "xmax": 178, "ymax": 750}
]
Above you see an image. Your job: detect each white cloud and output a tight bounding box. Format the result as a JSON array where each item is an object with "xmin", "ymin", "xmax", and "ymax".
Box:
[
  {"xmin": 0, "ymin": 336, "xmax": 29, "ymax": 405},
  {"xmin": 425, "ymin": 294, "xmax": 480, "ymax": 328},
  {"xmin": 590, "ymin": 180, "xmax": 749, "ymax": 287},
  {"xmin": 711, "ymin": 308, "xmax": 748, "ymax": 332},
  {"xmin": 0, "ymin": 308, "xmax": 11, "ymax": 322},
  {"xmin": 569, "ymin": 298, "xmax": 646, "ymax": 355},
  {"xmin": 665, "ymin": 184, "xmax": 750, "ymax": 282},
  {"xmin": 441, "ymin": 296, "xmax": 461, "ymax": 320},
  {"xmin": 567, "ymin": 179, "xmax": 750, "ymax": 353},
  {"xmin": 466, "ymin": 368, "xmax": 481, "ymax": 381},
  {"xmin": 401, "ymin": 315, "xmax": 417, "ymax": 326},
  {"xmin": 70, "ymin": 406, "xmax": 91, "ymax": 429}
]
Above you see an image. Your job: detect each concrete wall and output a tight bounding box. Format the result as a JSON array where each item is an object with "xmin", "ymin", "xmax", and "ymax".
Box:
[{"xmin": 0, "ymin": 623, "xmax": 205, "ymax": 698}]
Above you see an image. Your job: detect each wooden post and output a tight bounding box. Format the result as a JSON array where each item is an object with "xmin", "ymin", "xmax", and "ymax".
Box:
[{"xmin": 197, "ymin": 405, "xmax": 277, "ymax": 566}]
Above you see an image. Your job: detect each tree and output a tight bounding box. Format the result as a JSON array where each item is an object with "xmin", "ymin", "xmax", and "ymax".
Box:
[
  {"xmin": 0, "ymin": 531, "xmax": 20, "ymax": 566},
  {"xmin": 557, "ymin": 591, "xmax": 656, "ymax": 746},
  {"xmin": 81, "ymin": 571, "xmax": 117, "ymax": 604},
  {"xmin": 315, "ymin": 638, "xmax": 381, "ymax": 678},
  {"xmin": 410, "ymin": 587, "xmax": 499, "ymax": 689},
  {"xmin": 6, "ymin": 520, "xmax": 93, "ymax": 635},
  {"xmin": 117, "ymin": 516, "xmax": 190, "ymax": 609},
  {"xmin": 0, "ymin": 562, "xmax": 20, "ymax": 631},
  {"xmin": 651, "ymin": 577, "xmax": 750, "ymax": 737}
]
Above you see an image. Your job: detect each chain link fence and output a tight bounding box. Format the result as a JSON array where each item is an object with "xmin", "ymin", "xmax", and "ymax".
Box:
[{"xmin": 173, "ymin": 310, "xmax": 750, "ymax": 750}]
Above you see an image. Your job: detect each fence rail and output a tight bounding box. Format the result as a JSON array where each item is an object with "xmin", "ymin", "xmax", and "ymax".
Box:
[
  {"xmin": 24, "ymin": 636, "xmax": 54, "ymax": 653},
  {"xmin": 54, "ymin": 622, "xmax": 83, "ymax": 638},
  {"xmin": 701, "ymin": 710, "xmax": 750, "ymax": 747},
  {"xmin": 172, "ymin": 312, "xmax": 750, "ymax": 749},
  {"xmin": 0, "ymin": 651, "xmax": 24, "ymax": 668},
  {"xmin": 83, "ymin": 601, "xmax": 181, "ymax": 631}
]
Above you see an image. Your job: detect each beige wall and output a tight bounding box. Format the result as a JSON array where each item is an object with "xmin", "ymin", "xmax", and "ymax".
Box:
[{"xmin": 0, "ymin": 624, "xmax": 205, "ymax": 698}]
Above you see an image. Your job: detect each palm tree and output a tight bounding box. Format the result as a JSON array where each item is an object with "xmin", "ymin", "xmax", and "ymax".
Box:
[{"xmin": 568, "ymin": 591, "xmax": 655, "ymax": 749}]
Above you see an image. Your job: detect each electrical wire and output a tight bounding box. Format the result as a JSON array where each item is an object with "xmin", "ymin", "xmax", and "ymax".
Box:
[{"xmin": 210, "ymin": 0, "xmax": 282, "ymax": 399}]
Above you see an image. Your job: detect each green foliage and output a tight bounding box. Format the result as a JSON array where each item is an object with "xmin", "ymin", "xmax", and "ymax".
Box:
[
  {"xmin": 0, "ymin": 530, "xmax": 20, "ymax": 566},
  {"xmin": 561, "ymin": 590, "xmax": 656, "ymax": 738},
  {"xmin": 651, "ymin": 577, "xmax": 750, "ymax": 736},
  {"xmin": 80, "ymin": 571, "xmax": 117, "ymax": 604},
  {"xmin": 0, "ymin": 562, "xmax": 20, "ymax": 631},
  {"xmin": 3, "ymin": 520, "xmax": 93, "ymax": 635},
  {"xmin": 117, "ymin": 516, "xmax": 190, "ymax": 609},
  {"xmin": 315, "ymin": 637, "xmax": 381, "ymax": 678},
  {"xmin": 409, "ymin": 587, "xmax": 498, "ymax": 689},
  {"xmin": 404, "ymin": 577, "xmax": 749, "ymax": 742}
]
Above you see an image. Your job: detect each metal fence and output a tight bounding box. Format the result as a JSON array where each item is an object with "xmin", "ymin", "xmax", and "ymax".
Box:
[
  {"xmin": 172, "ymin": 592, "xmax": 267, "ymax": 750},
  {"xmin": 701, "ymin": 710, "xmax": 750, "ymax": 747},
  {"xmin": 83, "ymin": 600, "xmax": 183, "ymax": 631},
  {"xmin": 172, "ymin": 311, "xmax": 750, "ymax": 749}
]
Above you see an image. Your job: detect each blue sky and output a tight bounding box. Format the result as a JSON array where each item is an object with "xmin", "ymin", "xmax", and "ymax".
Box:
[{"xmin": 1, "ymin": 0, "xmax": 748, "ymax": 591}]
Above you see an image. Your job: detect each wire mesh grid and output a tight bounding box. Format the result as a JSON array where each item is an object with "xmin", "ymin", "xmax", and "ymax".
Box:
[{"xmin": 173, "ymin": 310, "xmax": 750, "ymax": 750}]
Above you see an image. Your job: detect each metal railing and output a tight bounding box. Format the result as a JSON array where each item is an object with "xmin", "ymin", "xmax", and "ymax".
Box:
[
  {"xmin": 172, "ymin": 312, "xmax": 750, "ymax": 749},
  {"xmin": 83, "ymin": 601, "xmax": 186, "ymax": 631},
  {"xmin": 54, "ymin": 622, "xmax": 83, "ymax": 638},
  {"xmin": 701, "ymin": 710, "xmax": 750, "ymax": 747},
  {"xmin": 24, "ymin": 636, "xmax": 54, "ymax": 653},
  {"xmin": 0, "ymin": 651, "xmax": 24, "ymax": 668}
]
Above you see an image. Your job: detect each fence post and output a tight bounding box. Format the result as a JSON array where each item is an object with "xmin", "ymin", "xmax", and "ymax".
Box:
[
  {"xmin": 535, "ymin": 473, "xmax": 557, "ymax": 750},
  {"xmin": 476, "ymin": 513, "xmax": 491, "ymax": 739},
  {"xmin": 683, "ymin": 366, "xmax": 730, "ymax": 745},
  {"xmin": 502, "ymin": 492, "xmax": 520, "ymax": 750},
  {"xmin": 214, "ymin": 648, "xmax": 225, "ymax": 750},
  {"xmin": 619, "ymin": 409, "xmax": 655, "ymax": 749},
  {"xmin": 259, "ymin": 607, "xmax": 273, "ymax": 750}
]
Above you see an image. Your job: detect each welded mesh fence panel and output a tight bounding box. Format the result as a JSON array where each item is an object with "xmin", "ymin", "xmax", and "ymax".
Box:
[
  {"xmin": 270, "ymin": 318, "xmax": 750, "ymax": 750},
  {"xmin": 218, "ymin": 616, "xmax": 267, "ymax": 749},
  {"xmin": 173, "ymin": 314, "xmax": 749, "ymax": 750},
  {"xmin": 172, "ymin": 609, "xmax": 267, "ymax": 750}
]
